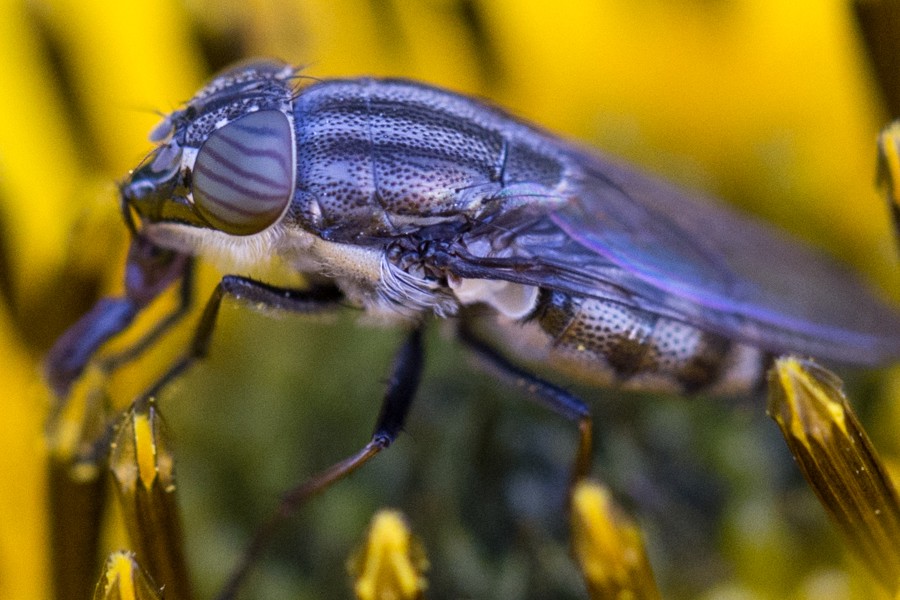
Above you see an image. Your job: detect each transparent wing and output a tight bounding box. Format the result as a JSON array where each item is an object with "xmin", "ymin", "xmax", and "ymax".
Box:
[{"xmin": 444, "ymin": 150, "xmax": 900, "ymax": 366}]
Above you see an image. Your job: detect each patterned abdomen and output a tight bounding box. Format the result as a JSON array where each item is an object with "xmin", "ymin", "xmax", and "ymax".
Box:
[
  {"xmin": 533, "ymin": 290, "xmax": 766, "ymax": 393},
  {"xmin": 470, "ymin": 289, "xmax": 766, "ymax": 395}
]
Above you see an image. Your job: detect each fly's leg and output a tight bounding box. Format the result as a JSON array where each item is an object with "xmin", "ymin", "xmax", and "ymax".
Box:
[
  {"xmin": 45, "ymin": 235, "xmax": 192, "ymax": 402},
  {"xmin": 91, "ymin": 276, "xmax": 345, "ymax": 598},
  {"xmin": 47, "ymin": 264, "xmax": 194, "ymax": 461},
  {"xmin": 457, "ymin": 320, "xmax": 594, "ymax": 487},
  {"xmin": 95, "ymin": 260, "xmax": 194, "ymax": 375},
  {"xmin": 47, "ymin": 270, "xmax": 342, "ymax": 599},
  {"xmin": 47, "ymin": 238, "xmax": 194, "ymax": 483},
  {"xmin": 215, "ymin": 327, "xmax": 425, "ymax": 600},
  {"xmin": 135, "ymin": 275, "xmax": 345, "ymax": 405},
  {"xmin": 45, "ymin": 235, "xmax": 192, "ymax": 600}
]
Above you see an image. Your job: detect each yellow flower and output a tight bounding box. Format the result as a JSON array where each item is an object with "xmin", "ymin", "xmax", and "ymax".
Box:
[
  {"xmin": 93, "ymin": 551, "xmax": 164, "ymax": 600},
  {"xmin": 877, "ymin": 120, "xmax": 900, "ymax": 243},
  {"xmin": 109, "ymin": 400, "xmax": 191, "ymax": 600},
  {"xmin": 570, "ymin": 480, "xmax": 660, "ymax": 600},
  {"xmin": 768, "ymin": 357, "xmax": 900, "ymax": 595},
  {"xmin": 349, "ymin": 510, "xmax": 429, "ymax": 600}
]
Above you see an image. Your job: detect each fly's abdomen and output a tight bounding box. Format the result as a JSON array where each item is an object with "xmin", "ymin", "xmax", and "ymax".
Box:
[
  {"xmin": 471, "ymin": 289, "xmax": 766, "ymax": 395},
  {"xmin": 540, "ymin": 290, "xmax": 766, "ymax": 393}
]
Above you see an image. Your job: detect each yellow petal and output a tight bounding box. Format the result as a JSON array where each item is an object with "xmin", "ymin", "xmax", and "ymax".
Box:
[
  {"xmin": 350, "ymin": 510, "xmax": 428, "ymax": 600},
  {"xmin": 571, "ymin": 480, "xmax": 660, "ymax": 600},
  {"xmin": 768, "ymin": 356, "xmax": 900, "ymax": 594},
  {"xmin": 0, "ymin": 305, "xmax": 48, "ymax": 600},
  {"xmin": 110, "ymin": 401, "xmax": 191, "ymax": 600},
  {"xmin": 93, "ymin": 551, "xmax": 163, "ymax": 600}
]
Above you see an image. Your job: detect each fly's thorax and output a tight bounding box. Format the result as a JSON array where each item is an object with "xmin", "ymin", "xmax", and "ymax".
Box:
[
  {"xmin": 289, "ymin": 78, "xmax": 571, "ymax": 239},
  {"xmin": 468, "ymin": 289, "xmax": 766, "ymax": 395}
]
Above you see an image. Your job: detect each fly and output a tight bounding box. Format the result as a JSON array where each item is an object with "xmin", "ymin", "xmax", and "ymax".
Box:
[{"xmin": 45, "ymin": 60, "xmax": 900, "ymax": 598}]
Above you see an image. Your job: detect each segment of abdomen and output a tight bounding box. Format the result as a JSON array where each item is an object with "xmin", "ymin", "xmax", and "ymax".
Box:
[{"xmin": 468, "ymin": 289, "xmax": 767, "ymax": 395}]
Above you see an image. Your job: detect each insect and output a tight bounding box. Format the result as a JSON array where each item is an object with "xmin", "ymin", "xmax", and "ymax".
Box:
[{"xmin": 46, "ymin": 60, "xmax": 900, "ymax": 596}]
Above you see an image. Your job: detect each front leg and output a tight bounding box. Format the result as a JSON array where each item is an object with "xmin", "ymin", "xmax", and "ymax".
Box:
[
  {"xmin": 48, "ymin": 274, "xmax": 346, "ymax": 599},
  {"xmin": 137, "ymin": 275, "xmax": 344, "ymax": 403},
  {"xmin": 45, "ymin": 235, "xmax": 192, "ymax": 401}
]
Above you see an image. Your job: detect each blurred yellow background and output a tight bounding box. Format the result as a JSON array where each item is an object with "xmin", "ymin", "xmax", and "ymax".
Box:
[{"xmin": 0, "ymin": 0, "xmax": 897, "ymax": 598}]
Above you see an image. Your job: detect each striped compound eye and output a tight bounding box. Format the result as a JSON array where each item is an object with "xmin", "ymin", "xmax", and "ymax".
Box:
[{"xmin": 192, "ymin": 110, "xmax": 295, "ymax": 235}]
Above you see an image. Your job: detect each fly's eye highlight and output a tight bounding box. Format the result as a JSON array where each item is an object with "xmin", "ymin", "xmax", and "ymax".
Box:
[{"xmin": 191, "ymin": 109, "xmax": 295, "ymax": 235}]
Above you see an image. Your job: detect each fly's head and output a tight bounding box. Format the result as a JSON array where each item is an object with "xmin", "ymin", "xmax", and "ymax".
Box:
[{"xmin": 121, "ymin": 60, "xmax": 298, "ymax": 244}]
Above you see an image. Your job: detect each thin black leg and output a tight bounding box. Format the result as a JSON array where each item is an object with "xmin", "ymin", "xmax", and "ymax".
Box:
[
  {"xmin": 214, "ymin": 326, "xmax": 425, "ymax": 600},
  {"xmin": 73, "ymin": 277, "xmax": 344, "ymax": 465},
  {"xmin": 45, "ymin": 236, "xmax": 191, "ymax": 600},
  {"xmin": 97, "ymin": 260, "xmax": 196, "ymax": 373},
  {"xmin": 45, "ymin": 298, "xmax": 141, "ymax": 400},
  {"xmin": 457, "ymin": 320, "xmax": 594, "ymax": 484},
  {"xmin": 45, "ymin": 237, "xmax": 192, "ymax": 400},
  {"xmin": 136, "ymin": 276, "xmax": 345, "ymax": 405}
]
